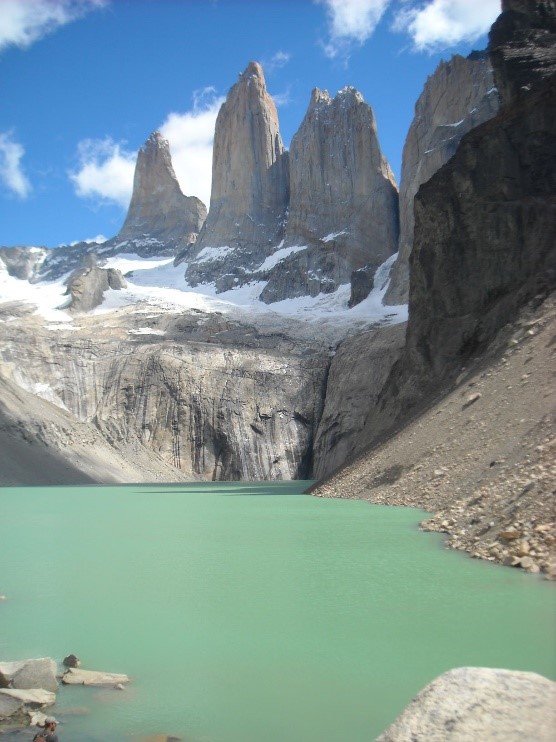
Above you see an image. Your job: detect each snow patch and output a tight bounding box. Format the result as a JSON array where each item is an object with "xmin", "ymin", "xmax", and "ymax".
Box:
[
  {"xmin": 322, "ymin": 230, "xmax": 347, "ymax": 242},
  {"xmin": 255, "ymin": 244, "xmax": 307, "ymax": 272},
  {"xmin": 128, "ymin": 327, "xmax": 166, "ymax": 336},
  {"xmin": 195, "ymin": 245, "xmax": 234, "ymax": 263}
]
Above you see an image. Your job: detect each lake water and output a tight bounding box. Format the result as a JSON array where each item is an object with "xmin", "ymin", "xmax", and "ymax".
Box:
[{"xmin": 1, "ymin": 482, "xmax": 555, "ymax": 742}]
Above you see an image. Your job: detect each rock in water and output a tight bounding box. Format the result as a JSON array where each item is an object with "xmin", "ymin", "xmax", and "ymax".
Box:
[
  {"xmin": 261, "ymin": 87, "xmax": 398, "ymax": 304},
  {"xmin": 384, "ymin": 52, "xmax": 499, "ymax": 305},
  {"xmin": 185, "ymin": 61, "xmax": 289, "ymax": 290},
  {"xmin": 61, "ymin": 668, "xmax": 130, "ymax": 686},
  {"xmin": 374, "ymin": 667, "xmax": 556, "ymax": 741},
  {"xmin": 118, "ymin": 130, "xmax": 206, "ymax": 246},
  {"xmin": 0, "ymin": 658, "xmax": 58, "ymax": 693}
]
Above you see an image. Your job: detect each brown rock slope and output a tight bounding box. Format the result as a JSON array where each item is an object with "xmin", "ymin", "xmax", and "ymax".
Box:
[{"xmin": 312, "ymin": 295, "xmax": 555, "ymax": 576}]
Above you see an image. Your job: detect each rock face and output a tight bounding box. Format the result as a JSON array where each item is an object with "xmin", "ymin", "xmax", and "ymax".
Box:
[
  {"xmin": 65, "ymin": 254, "xmax": 127, "ymax": 313},
  {"xmin": 344, "ymin": 0, "xmax": 556, "ymax": 451},
  {"xmin": 0, "ymin": 307, "xmax": 329, "ymax": 482},
  {"xmin": 260, "ymin": 87, "xmax": 398, "ymax": 304},
  {"xmin": 185, "ymin": 62, "xmax": 289, "ymax": 290},
  {"xmin": 312, "ymin": 322, "xmax": 406, "ymax": 479},
  {"xmin": 374, "ymin": 667, "xmax": 556, "ymax": 742},
  {"xmin": 0, "ymin": 659, "xmax": 57, "ymax": 694},
  {"xmin": 118, "ymin": 131, "xmax": 206, "ymax": 246},
  {"xmin": 384, "ymin": 52, "xmax": 499, "ymax": 305}
]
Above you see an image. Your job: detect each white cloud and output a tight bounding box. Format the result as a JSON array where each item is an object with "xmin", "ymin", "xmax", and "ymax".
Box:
[
  {"xmin": 68, "ymin": 234, "xmax": 108, "ymax": 245},
  {"xmin": 266, "ymin": 50, "xmax": 291, "ymax": 72},
  {"xmin": 0, "ymin": 0, "xmax": 107, "ymax": 52},
  {"xmin": 0, "ymin": 131, "xmax": 31, "ymax": 198},
  {"xmin": 160, "ymin": 88, "xmax": 224, "ymax": 208},
  {"xmin": 316, "ymin": 0, "xmax": 391, "ymax": 58},
  {"xmin": 69, "ymin": 137, "xmax": 135, "ymax": 208},
  {"xmin": 393, "ymin": 0, "xmax": 500, "ymax": 52}
]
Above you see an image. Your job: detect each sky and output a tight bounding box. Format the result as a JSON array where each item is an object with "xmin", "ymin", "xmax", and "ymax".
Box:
[{"xmin": 0, "ymin": 0, "xmax": 501, "ymax": 248}]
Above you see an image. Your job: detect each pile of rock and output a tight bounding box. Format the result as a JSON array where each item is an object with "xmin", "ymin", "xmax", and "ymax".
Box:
[
  {"xmin": 0, "ymin": 655, "xmax": 130, "ymax": 734},
  {"xmin": 0, "ymin": 658, "xmax": 57, "ymax": 731}
]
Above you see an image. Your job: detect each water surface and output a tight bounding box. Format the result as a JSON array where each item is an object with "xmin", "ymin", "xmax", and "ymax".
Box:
[{"xmin": 1, "ymin": 482, "xmax": 554, "ymax": 741}]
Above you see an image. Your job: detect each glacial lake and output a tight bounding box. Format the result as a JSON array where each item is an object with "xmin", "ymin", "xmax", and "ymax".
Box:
[{"xmin": 1, "ymin": 482, "xmax": 555, "ymax": 742}]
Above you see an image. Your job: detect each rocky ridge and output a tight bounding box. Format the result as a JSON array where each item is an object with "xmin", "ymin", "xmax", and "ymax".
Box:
[{"xmin": 384, "ymin": 51, "xmax": 499, "ymax": 305}]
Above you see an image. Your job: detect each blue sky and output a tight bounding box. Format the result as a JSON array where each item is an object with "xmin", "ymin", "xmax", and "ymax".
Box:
[{"xmin": 0, "ymin": 0, "xmax": 501, "ymax": 248}]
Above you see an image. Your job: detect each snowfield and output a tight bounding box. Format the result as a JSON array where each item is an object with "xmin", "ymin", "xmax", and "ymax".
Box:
[{"xmin": 0, "ymin": 251, "xmax": 407, "ymax": 333}]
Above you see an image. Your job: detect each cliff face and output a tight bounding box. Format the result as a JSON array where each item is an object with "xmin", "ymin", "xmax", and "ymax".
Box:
[
  {"xmin": 117, "ymin": 131, "xmax": 206, "ymax": 246},
  {"xmin": 0, "ymin": 307, "xmax": 328, "ymax": 482},
  {"xmin": 384, "ymin": 52, "xmax": 499, "ymax": 305},
  {"xmin": 341, "ymin": 0, "xmax": 556, "ymax": 451},
  {"xmin": 185, "ymin": 62, "xmax": 289, "ymax": 290},
  {"xmin": 260, "ymin": 87, "xmax": 398, "ymax": 304}
]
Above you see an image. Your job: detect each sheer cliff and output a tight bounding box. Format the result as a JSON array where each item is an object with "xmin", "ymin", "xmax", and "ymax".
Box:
[{"xmin": 384, "ymin": 52, "xmax": 499, "ymax": 305}]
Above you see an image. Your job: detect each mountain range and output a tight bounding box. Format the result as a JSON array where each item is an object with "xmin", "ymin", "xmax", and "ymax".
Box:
[{"xmin": 0, "ymin": 0, "xmax": 554, "ymax": 576}]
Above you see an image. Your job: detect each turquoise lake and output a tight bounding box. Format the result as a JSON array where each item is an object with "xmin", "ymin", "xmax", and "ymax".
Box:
[{"xmin": 0, "ymin": 482, "xmax": 555, "ymax": 742}]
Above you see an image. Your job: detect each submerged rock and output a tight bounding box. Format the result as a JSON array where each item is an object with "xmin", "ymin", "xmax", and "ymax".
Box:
[{"xmin": 61, "ymin": 668, "xmax": 130, "ymax": 686}]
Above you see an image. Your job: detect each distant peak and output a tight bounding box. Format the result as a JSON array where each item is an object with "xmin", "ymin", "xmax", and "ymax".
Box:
[{"xmin": 241, "ymin": 61, "xmax": 265, "ymax": 84}]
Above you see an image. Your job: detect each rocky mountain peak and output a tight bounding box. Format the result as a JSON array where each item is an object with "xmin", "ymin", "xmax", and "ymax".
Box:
[
  {"xmin": 117, "ymin": 129, "xmax": 206, "ymax": 246},
  {"xmin": 260, "ymin": 84, "xmax": 398, "ymax": 304},
  {"xmin": 242, "ymin": 60, "xmax": 265, "ymax": 83},
  {"xmin": 185, "ymin": 60, "xmax": 289, "ymax": 290}
]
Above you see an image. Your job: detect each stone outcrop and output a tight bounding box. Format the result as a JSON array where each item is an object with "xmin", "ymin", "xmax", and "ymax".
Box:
[
  {"xmin": 384, "ymin": 52, "xmax": 499, "ymax": 305},
  {"xmin": 260, "ymin": 87, "xmax": 398, "ymax": 304},
  {"xmin": 65, "ymin": 254, "xmax": 127, "ymax": 313},
  {"xmin": 185, "ymin": 62, "xmax": 289, "ymax": 289},
  {"xmin": 117, "ymin": 131, "xmax": 206, "ymax": 247},
  {"xmin": 312, "ymin": 323, "xmax": 406, "ymax": 479},
  {"xmin": 374, "ymin": 667, "xmax": 556, "ymax": 741}
]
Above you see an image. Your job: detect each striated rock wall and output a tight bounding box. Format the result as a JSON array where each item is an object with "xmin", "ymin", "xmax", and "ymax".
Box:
[
  {"xmin": 384, "ymin": 52, "xmax": 499, "ymax": 305},
  {"xmin": 0, "ymin": 310, "xmax": 329, "ymax": 481},
  {"xmin": 186, "ymin": 62, "xmax": 289, "ymax": 289},
  {"xmin": 260, "ymin": 87, "xmax": 398, "ymax": 304}
]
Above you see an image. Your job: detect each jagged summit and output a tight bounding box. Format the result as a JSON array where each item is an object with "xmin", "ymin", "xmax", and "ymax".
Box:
[
  {"xmin": 118, "ymin": 129, "xmax": 206, "ymax": 245},
  {"xmin": 260, "ymin": 84, "xmax": 399, "ymax": 304},
  {"xmin": 185, "ymin": 60, "xmax": 289, "ymax": 291}
]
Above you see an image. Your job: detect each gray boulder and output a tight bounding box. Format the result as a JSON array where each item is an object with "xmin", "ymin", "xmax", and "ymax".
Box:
[
  {"xmin": 0, "ymin": 659, "xmax": 57, "ymax": 693},
  {"xmin": 374, "ymin": 667, "xmax": 556, "ymax": 741}
]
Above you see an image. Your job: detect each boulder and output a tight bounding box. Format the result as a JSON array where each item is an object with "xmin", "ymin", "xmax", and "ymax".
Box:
[
  {"xmin": 374, "ymin": 667, "xmax": 556, "ymax": 741},
  {"xmin": 65, "ymin": 254, "xmax": 127, "ymax": 313},
  {"xmin": 62, "ymin": 654, "xmax": 80, "ymax": 668},
  {"xmin": 0, "ymin": 659, "xmax": 57, "ymax": 693},
  {"xmin": 0, "ymin": 688, "xmax": 56, "ymax": 706},
  {"xmin": 61, "ymin": 668, "xmax": 130, "ymax": 687}
]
